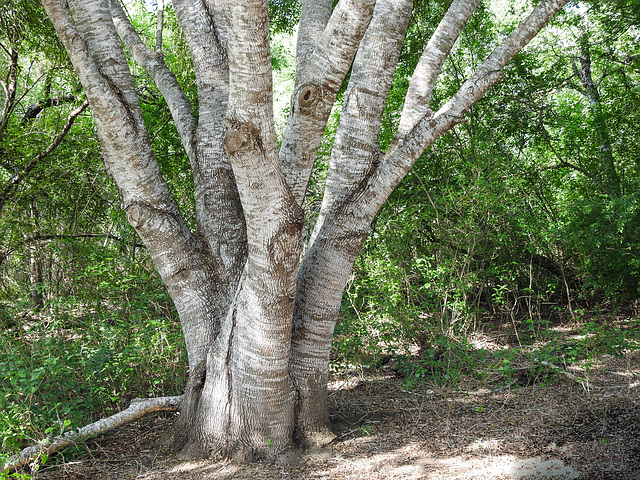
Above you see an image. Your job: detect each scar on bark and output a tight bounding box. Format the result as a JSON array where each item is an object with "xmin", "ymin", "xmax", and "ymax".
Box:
[
  {"xmin": 330, "ymin": 231, "xmax": 369, "ymax": 258},
  {"xmin": 336, "ymin": 151, "xmax": 382, "ymax": 218},
  {"xmin": 223, "ymin": 119, "xmax": 262, "ymax": 155},
  {"xmin": 98, "ymin": 66, "xmax": 138, "ymax": 132},
  {"xmin": 268, "ymin": 203, "xmax": 304, "ymax": 277},
  {"xmin": 125, "ymin": 202, "xmax": 184, "ymax": 233}
]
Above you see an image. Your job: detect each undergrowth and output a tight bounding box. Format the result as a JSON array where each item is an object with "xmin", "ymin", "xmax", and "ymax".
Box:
[
  {"xmin": 2, "ymin": 274, "xmax": 640, "ymax": 477},
  {"xmin": 332, "ymin": 305, "xmax": 640, "ymax": 391},
  {"xmin": 0, "ymin": 293, "xmax": 187, "ymax": 474}
]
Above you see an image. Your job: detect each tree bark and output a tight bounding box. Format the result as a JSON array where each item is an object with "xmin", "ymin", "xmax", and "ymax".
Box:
[
  {"xmin": 290, "ymin": 0, "xmax": 570, "ymax": 445},
  {"xmin": 290, "ymin": 0, "xmax": 414, "ymax": 445},
  {"xmin": 280, "ymin": 0, "xmax": 377, "ymax": 204},
  {"xmin": 155, "ymin": 0, "xmax": 164, "ymax": 53}
]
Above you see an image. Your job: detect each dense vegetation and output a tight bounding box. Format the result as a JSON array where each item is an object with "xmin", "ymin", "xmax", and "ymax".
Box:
[{"xmin": 1, "ymin": 0, "xmax": 639, "ymax": 474}]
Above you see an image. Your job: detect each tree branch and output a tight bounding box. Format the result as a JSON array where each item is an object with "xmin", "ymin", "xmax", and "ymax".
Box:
[
  {"xmin": 390, "ymin": 0, "xmax": 571, "ymax": 177},
  {"xmin": 396, "ymin": 0, "xmax": 482, "ymax": 137},
  {"xmin": 222, "ymin": 0, "xmax": 297, "ymax": 244},
  {"xmin": 296, "ymin": 0, "xmax": 333, "ymax": 72},
  {"xmin": 308, "ymin": 0, "xmax": 414, "ymax": 247},
  {"xmin": 44, "ymin": 0, "xmax": 229, "ymax": 373},
  {"xmin": 279, "ymin": 0, "xmax": 377, "ymax": 204},
  {"xmin": 0, "ymin": 100, "xmax": 89, "ymax": 214},
  {"xmin": 432, "ymin": 0, "xmax": 570, "ymax": 125},
  {"xmin": 21, "ymin": 95, "xmax": 77, "ymax": 123},
  {"xmin": 341, "ymin": 0, "xmax": 570, "ymax": 222},
  {"xmin": 109, "ymin": 0, "xmax": 197, "ymax": 160},
  {"xmin": 539, "ymin": 124, "xmax": 597, "ymax": 180},
  {"xmin": 0, "ymin": 46, "xmax": 18, "ymax": 140},
  {"xmin": 171, "ymin": 0, "xmax": 249, "ymax": 281},
  {"xmin": 0, "ymin": 233, "xmax": 145, "ymax": 268},
  {"xmin": 3, "ymin": 395, "xmax": 183, "ymax": 473},
  {"xmin": 155, "ymin": 0, "xmax": 164, "ymax": 54}
]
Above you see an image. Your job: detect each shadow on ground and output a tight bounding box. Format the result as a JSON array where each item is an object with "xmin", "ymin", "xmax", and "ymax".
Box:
[{"xmin": 31, "ymin": 351, "xmax": 640, "ymax": 480}]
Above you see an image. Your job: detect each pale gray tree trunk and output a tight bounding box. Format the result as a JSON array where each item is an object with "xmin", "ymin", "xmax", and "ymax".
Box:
[
  {"xmin": 572, "ymin": 33, "xmax": 621, "ymax": 196},
  {"xmin": 155, "ymin": 0, "xmax": 164, "ymax": 53},
  {"xmin": 42, "ymin": 0, "xmax": 569, "ymax": 461},
  {"xmin": 290, "ymin": 0, "xmax": 414, "ymax": 444}
]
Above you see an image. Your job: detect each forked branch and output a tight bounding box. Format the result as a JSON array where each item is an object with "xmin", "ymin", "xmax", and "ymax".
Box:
[{"xmin": 109, "ymin": 0, "xmax": 197, "ymax": 159}]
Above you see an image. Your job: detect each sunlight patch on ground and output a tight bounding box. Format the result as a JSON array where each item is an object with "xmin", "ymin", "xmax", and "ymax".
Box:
[
  {"xmin": 465, "ymin": 437, "xmax": 503, "ymax": 454},
  {"xmin": 321, "ymin": 443, "xmax": 580, "ymax": 480},
  {"xmin": 435, "ymin": 455, "xmax": 581, "ymax": 480},
  {"xmin": 164, "ymin": 459, "xmax": 239, "ymax": 476},
  {"xmin": 469, "ymin": 332, "xmax": 510, "ymax": 352}
]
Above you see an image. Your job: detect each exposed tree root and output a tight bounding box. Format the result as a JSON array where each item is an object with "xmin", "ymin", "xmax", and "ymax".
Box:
[{"xmin": 3, "ymin": 395, "xmax": 183, "ymax": 473}]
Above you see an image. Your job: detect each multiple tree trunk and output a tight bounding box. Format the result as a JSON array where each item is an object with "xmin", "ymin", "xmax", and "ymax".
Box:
[{"xmin": 41, "ymin": 0, "xmax": 569, "ymax": 460}]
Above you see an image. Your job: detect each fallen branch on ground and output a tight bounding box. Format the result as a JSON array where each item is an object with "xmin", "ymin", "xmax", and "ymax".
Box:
[
  {"xmin": 3, "ymin": 395, "xmax": 183, "ymax": 473},
  {"xmin": 536, "ymin": 360, "xmax": 602, "ymax": 390}
]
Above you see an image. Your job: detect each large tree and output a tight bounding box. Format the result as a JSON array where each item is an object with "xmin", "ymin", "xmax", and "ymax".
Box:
[{"xmin": 40, "ymin": 0, "xmax": 569, "ymax": 461}]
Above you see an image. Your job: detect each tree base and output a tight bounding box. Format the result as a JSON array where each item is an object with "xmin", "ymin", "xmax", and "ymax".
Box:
[{"xmin": 296, "ymin": 426, "xmax": 337, "ymax": 448}]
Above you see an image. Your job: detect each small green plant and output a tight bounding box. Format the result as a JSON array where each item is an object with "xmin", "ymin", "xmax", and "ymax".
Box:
[
  {"xmin": 359, "ymin": 424, "xmax": 374, "ymax": 437},
  {"xmin": 394, "ymin": 334, "xmax": 489, "ymax": 389},
  {"xmin": 0, "ymin": 472, "xmax": 32, "ymax": 480},
  {"xmin": 522, "ymin": 317, "xmax": 552, "ymax": 342},
  {"xmin": 494, "ymin": 350, "xmax": 518, "ymax": 384}
]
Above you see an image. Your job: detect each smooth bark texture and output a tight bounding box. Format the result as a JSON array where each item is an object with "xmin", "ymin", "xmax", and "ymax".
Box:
[
  {"xmin": 291, "ymin": 0, "xmax": 414, "ymax": 444},
  {"xmin": 280, "ymin": 0, "xmax": 377, "ymax": 204},
  {"xmin": 41, "ymin": 0, "xmax": 569, "ymax": 460}
]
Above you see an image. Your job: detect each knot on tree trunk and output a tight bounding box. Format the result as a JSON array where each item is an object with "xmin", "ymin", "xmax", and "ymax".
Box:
[
  {"xmin": 268, "ymin": 202, "xmax": 304, "ymax": 277},
  {"xmin": 297, "ymin": 83, "xmax": 322, "ymax": 114}
]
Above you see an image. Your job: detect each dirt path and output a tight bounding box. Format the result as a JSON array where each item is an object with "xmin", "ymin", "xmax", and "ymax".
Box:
[{"xmin": 32, "ymin": 349, "xmax": 640, "ymax": 480}]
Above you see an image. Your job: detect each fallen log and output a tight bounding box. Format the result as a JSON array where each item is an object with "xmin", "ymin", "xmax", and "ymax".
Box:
[{"xmin": 3, "ymin": 395, "xmax": 183, "ymax": 473}]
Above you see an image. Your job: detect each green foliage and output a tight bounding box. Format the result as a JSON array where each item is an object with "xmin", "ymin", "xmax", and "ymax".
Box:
[
  {"xmin": 332, "ymin": 0, "xmax": 640, "ymax": 397},
  {"xmin": 0, "ymin": 4, "xmax": 190, "ymax": 466},
  {"xmin": 0, "ymin": 256, "xmax": 187, "ymax": 463},
  {"xmin": 0, "ymin": 0, "xmax": 68, "ymax": 64},
  {"xmin": 394, "ymin": 335, "xmax": 488, "ymax": 389},
  {"xmin": 268, "ymin": 0, "xmax": 301, "ymax": 34},
  {"xmin": 0, "ymin": 473, "xmax": 31, "ymax": 480},
  {"xmin": 2, "ymin": 0, "xmax": 640, "ymax": 469},
  {"xmin": 337, "ymin": 0, "xmax": 640, "ymax": 367}
]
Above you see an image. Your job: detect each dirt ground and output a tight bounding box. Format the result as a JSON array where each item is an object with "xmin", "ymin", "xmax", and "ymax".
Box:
[{"xmin": 30, "ymin": 343, "xmax": 640, "ymax": 480}]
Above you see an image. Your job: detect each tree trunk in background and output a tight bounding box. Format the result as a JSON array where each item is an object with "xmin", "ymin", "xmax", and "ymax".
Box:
[
  {"xmin": 574, "ymin": 33, "xmax": 621, "ymax": 196},
  {"xmin": 28, "ymin": 204, "xmax": 44, "ymax": 309},
  {"xmin": 42, "ymin": 0, "xmax": 570, "ymax": 460}
]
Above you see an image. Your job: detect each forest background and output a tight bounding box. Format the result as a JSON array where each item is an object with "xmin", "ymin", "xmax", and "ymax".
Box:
[{"xmin": 1, "ymin": 0, "xmax": 640, "ymax": 475}]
